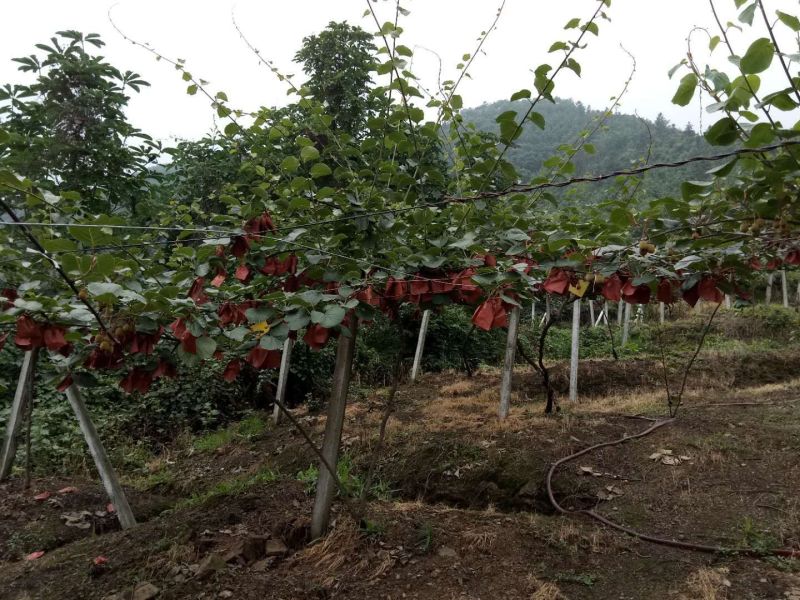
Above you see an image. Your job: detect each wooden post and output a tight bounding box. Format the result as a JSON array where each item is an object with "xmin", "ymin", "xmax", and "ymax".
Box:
[
  {"xmin": 766, "ymin": 273, "xmax": 774, "ymax": 305},
  {"xmin": 498, "ymin": 306, "xmax": 521, "ymax": 419},
  {"xmin": 659, "ymin": 302, "xmax": 665, "ymax": 325},
  {"xmin": 545, "ymin": 295, "xmax": 552, "ymax": 323},
  {"xmin": 311, "ymin": 320, "xmax": 358, "ymax": 539},
  {"xmin": 410, "ymin": 310, "xmax": 431, "ymax": 383},
  {"xmin": 64, "ymin": 385, "xmax": 136, "ymax": 529},
  {"xmin": 272, "ymin": 337, "xmax": 294, "ymax": 425},
  {"xmin": 588, "ymin": 300, "xmax": 596, "ymax": 327},
  {"xmin": 617, "ymin": 299, "xmax": 624, "ymax": 326},
  {"xmin": 569, "ymin": 300, "xmax": 581, "ymax": 402},
  {"xmin": 530, "ymin": 302, "xmax": 536, "ymax": 324},
  {"xmin": 781, "ymin": 270, "xmax": 789, "ymax": 308},
  {"xmin": 724, "ymin": 295, "xmax": 731, "ymax": 309},
  {"xmin": 621, "ymin": 302, "xmax": 632, "ymax": 346},
  {"xmin": 0, "ymin": 350, "xmax": 38, "ymax": 481}
]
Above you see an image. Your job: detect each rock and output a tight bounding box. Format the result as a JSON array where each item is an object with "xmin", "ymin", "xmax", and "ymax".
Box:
[
  {"xmin": 132, "ymin": 583, "xmax": 160, "ymax": 600},
  {"xmin": 195, "ymin": 553, "xmax": 227, "ymax": 580},
  {"xmin": 436, "ymin": 546, "xmax": 458, "ymax": 558},
  {"xmin": 265, "ymin": 539, "xmax": 288, "ymax": 557}
]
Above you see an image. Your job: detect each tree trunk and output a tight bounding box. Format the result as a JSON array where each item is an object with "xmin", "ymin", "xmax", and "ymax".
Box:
[
  {"xmin": 781, "ymin": 270, "xmax": 789, "ymax": 308},
  {"xmin": 498, "ymin": 306, "xmax": 521, "ymax": 419},
  {"xmin": 310, "ymin": 320, "xmax": 359, "ymax": 539}
]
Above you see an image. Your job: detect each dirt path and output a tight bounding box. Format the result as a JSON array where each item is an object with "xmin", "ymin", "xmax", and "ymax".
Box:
[{"xmin": 1, "ymin": 370, "xmax": 799, "ymax": 599}]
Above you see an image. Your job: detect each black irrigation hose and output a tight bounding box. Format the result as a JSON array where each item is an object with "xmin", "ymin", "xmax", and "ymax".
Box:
[{"xmin": 545, "ymin": 418, "xmax": 800, "ymax": 558}]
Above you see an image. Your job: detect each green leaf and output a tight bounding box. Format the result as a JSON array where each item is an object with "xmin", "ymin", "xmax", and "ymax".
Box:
[
  {"xmin": 195, "ymin": 336, "xmax": 217, "ymax": 360},
  {"xmin": 777, "ymin": 10, "xmax": 800, "ymax": 32},
  {"xmin": 671, "ymin": 73, "xmax": 697, "ymax": 106},
  {"xmin": 564, "ymin": 17, "xmax": 580, "ymax": 29},
  {"xmin": 317, "ymin": 305, "xmax": 346, "ymax": 328},
  {"xmin": 510, "ymin": 89, "xmax": 531, "ymax": 101},
  {"xmin": 738, "ymin": 2, "xmax": 757, "ymax": 25},
  {"xmin": 549, "ymin": 42, "xmax": 569, "ymax": 53},
  {"xmin": 87, "ymin": 282, "xmax": 123, "ymax": 298},
  {"xmin": 450, "ymin": 94, "xmax": 463, "ymax": 110},
  {"xmin": 309, "ymin": 162, "xmax": 332, "ymax": 178},
  {"xmin": 709, "ymin": 36, "xmax": 721, "ymax": 52},
  {"xmin": 300, "ymin": 145, "xmax": 320, "ymax": 163},
  {"xmin": 396, "ymin": 44, "xmax": 413, "ymax": 57},
  {"xmin": 280, "ymin": 156, "xmax": 300, "ymax": 173},
  {"xmin": 704, "ymin": 117, "xmax": 739, "ymax": 145},
  {"xmin": 745, "ymin": 122, "xmax": 775, "ymax": 147},
  {"xmin": 528, "ymin": 112, "xmax": 546, "ymax": 129},
  {"xmin": 740, "ymin": 38, "xmax": 774, "ymax": 74},
  {"xmin": 186, "ymin": 84, "xmax": 198, "ymax": 95}
]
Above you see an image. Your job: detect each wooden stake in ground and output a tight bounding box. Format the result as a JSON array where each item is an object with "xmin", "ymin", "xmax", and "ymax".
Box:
[
  {"xmin": 617, "ymin": 299, "xmax": 624, "ymax": 326},
  {"xmin": 272, "ymin": 337, "xmax": 294, "ymax": 425},
  {"xmin": 621, "ymin": 302, "xmax": 632, "ymax": 346},
  {"xmin": 569, "ymin": 299, "xmax": 581, "ymax": 402},
  {"xmin": 311, "ymin": 320, "xmax": 359, "ymax": 539},
  {"xmin": 64, "ymin": 385, "xmax": 136, "ymax": 529},
  {"xmin": 530, "ymin": 302, "xmax": 536, "ymax": 323},
  {"xmin": 545, "ymin": 295, "xmax": 552, "ymax": 323},
  {"xmin": 724, "ymin": 295, "xmax": 732, "ymax": 309},
  {"xmin": 0, "ymin": 349, "xmax": 38, "ymax": 481},
  {"xmin": 781, "ymin": 270, "xmax": 789, "ymax": 308},
  {"xmin": 588, "ymin": 300, "xmax": 596, "ymax": 327},
  {"xmin": 498, "ymin": 306, "xmax": 521, "ymax": 419},
  {"xmin": 659, "ymin": 302, "xmax": 665, "ymax": 324},
  {"xmin": 766, "ymin": 272, "xmax": 774, "ymax": 305},
  {"xmin": 410, "ymin": 309, "xmax": 431, "ymax": 383}
]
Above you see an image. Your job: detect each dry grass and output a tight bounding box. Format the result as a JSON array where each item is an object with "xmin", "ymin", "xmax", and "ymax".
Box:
[
  {"xmin": 527, "ymin": 577, "xmax": 566, "ymax": 600},
  {"xmin": 296, "ymin": 518, "xmax": 393, "ymax": 588},
  {"xmin": 681, "ymin": 567, "xmax": 730, "ymax": 600},
  {"xmin": 461, "ymin": 530, "xmax": 497, "ymax": 552},
  {"xmin": 440, "ymin": 380, "xmax": 476, "ymax": 397}
]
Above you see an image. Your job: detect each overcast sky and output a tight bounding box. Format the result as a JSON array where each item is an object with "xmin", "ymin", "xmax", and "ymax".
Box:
[{"xmin": 2, "ymin": 0, "xmax": 798, "ymax": 142}]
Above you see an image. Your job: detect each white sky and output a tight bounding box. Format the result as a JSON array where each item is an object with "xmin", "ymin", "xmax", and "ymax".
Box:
[{"xmin": 2, "ymin": 0, "xmax": 799, "ymax": 142}]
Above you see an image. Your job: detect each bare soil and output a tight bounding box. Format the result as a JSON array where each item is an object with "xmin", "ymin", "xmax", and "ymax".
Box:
[{"xmin": 1, "ymin": 356, "xmax": 800, "ymax": 600}]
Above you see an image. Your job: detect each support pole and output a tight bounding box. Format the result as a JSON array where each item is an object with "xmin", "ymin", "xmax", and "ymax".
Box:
[
  {"xmin": 766, "ymin": 273, "xmax": 774, "ymax": 305},
  {"xmin": 0, "ymin": 350, "xmax": 38, "ymax": 481},
  {"xmin": 498, "ymin": 306, "xmax": 521, "ymax": 419},
  {"xmin": 569, "ymin": 300, "xmax": 581, "ymax": 402},
  {"xmin": 272, "ymin": 337, "xmax": 294, "ymax": 425},
  {"xmin": 64, "ymin": 385, "xmax": 136, "ymax": 529},
  {"xmin": 311, "ymin": 320, "xmax": 358, "ymax": 539},
  {"xmin": 588, "ymin": 300, "xmax": 596, "ymax": 327},
  {"xmin": 659, "ymin": 302, "xmax": 665, "ymax": 325},
  {"xmin": 781, "ymin": 270, "xmax": 789, "ymax": 308},
  {"xmin": 617, "ymin": 299, "xmax": 624, "ymax": 326},
  {"xmin": 531, "ymin": 302, "xmax": 536, "ymax": 324},
  {"xmin": 545, "ymin": 295, "xmax": 552, "ymax": 323},
  {"xmin": 621, "ymin": 302, "xmax": 632, "ymax": 346},
  {"xmin": 724, "ymin": 295, "xmax": 731, "ymax": 309},
  {"xmin": 410, "ymin": 310, "xmax": 431, "ymax": 383}
]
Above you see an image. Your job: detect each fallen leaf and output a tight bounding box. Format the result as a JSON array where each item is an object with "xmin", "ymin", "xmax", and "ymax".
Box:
[
  {"xmin": 93, "ymin": 556, "xmax": 108, "ymax": 566},
  {"xmin": 33, "ymin": 491, "xmax": 51, "ymax": 501},
  {"xmin": 106, "ymin": 503, "xmax": 116, "ymax": 513},
  {"xmin": 58, "ymin": 486, "xmax": 78, "ymax": 494},
  {"xmin": 25, "ymin": 550, "xmax": 45, "ymax": 561}
]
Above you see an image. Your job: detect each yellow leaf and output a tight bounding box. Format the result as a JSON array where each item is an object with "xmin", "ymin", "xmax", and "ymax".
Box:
[
  {"xmin": 569, "ymin": 280, "xmax": 589, "ymax": 298},
  {"xmin": 250, "ymin": 321, "xmax": 270, "ymax": 337}
]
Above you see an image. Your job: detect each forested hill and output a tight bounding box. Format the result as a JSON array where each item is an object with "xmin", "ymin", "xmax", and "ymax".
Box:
[{"xmin": 460, "ymin": 98, "xmax": 714, "ymax": 200}]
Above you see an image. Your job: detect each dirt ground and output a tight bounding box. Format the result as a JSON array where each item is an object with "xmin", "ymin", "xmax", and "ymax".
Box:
[{"xmin": 1, "ymin": 358, "xmax": 800, "ymax": 600}]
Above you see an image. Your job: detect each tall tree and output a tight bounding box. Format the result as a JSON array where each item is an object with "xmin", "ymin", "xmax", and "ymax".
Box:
[
  {"xmin": 294, "ymin": 22, "xmax": 377, "ymax": 135},
  {"xmin": 0, "ymin": 31, "xmax": 158, "ymax": 215}
]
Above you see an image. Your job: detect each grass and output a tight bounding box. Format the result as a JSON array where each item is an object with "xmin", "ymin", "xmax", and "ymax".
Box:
[
  {"xmin": 192, "ymin": 413, "xmax": 268, "ymax": 452},
  {"xmin": 172, "ymin": 466, "xmax": 279, "ymax": 511}
]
